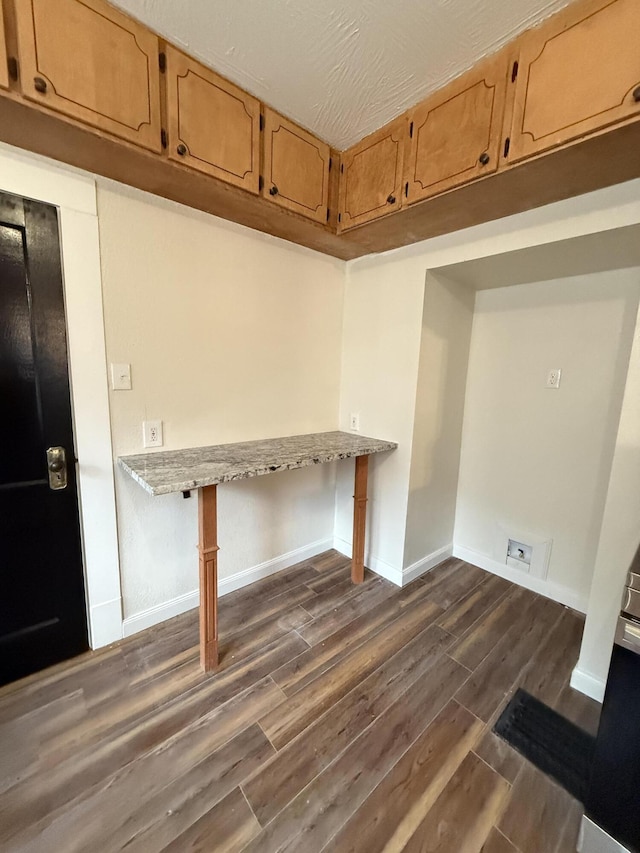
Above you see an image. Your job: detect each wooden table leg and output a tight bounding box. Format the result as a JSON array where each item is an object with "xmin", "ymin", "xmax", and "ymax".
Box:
[
  {"xmin": 198, "ymin": 484, "xmax": 219, "ymax": 671},
  {"xmin": 352, "ymin": 454, "xmax": 369, "ymax": 584}
]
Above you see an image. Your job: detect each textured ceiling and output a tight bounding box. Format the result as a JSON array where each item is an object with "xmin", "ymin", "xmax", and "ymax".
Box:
[{"xmin": 111, "ymin": 0, "xmax": 574, "ymax": 150}]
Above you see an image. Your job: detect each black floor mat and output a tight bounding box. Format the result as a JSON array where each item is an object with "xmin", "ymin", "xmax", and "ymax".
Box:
[{"xmin": 493, "ymin": 688, "xmax": 596, "ymax": 801}]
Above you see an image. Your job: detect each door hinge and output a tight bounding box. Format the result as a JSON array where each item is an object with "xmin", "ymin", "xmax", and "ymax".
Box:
[
  {"xmin": 503, "ymin": 137, "xmax": 510, "ymax": 158},
  {"xmin": 405, "ymin": 181, "xmax": 409, "ymax": 197},
  {"xmin": 259, "ymin": 175, "xmax": 264, "ymax": 191},
  {"xmin": 159, "ymin": 52, "xmax": 166, "ymax": 73},
  {"xmin": 511, "ymin": 61, "xmax": 518, "ymax": 82},
  {"xmin": 161, "ymin": 128, "xmax": 167, "ymax": 149},
  {"xmin": 409, "ymin": 121, "xmax": 413, "ymax": 138},
  {"xmin": 259, "ymin": 114, "xmax": 265, "ymax": 131},
  {"xmin": 7, "ymin": 57, "xmax": 18, "ymax": 81}
]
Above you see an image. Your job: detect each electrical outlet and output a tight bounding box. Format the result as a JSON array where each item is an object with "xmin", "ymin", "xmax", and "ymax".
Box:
[
  {"xmin": 546, "ymin": 368, "xmax": 562, "ymax": 389},
  {"xmin": 349, "ymin": 412, "xmax": 360, "ymax": 431},
  {"xmin": 143, "ymin": 420, "xmax": 163, "ymax": 448}
]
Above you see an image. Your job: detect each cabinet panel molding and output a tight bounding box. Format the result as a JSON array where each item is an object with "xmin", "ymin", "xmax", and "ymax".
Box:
[
  {"xmin": 0, "ymin": 0, "xmax": 9, "ymax": 90},
  {"xmin": 14, "ymin": 0, "xmax": 161, "ymax": 151},
  {"xmin": 166, "ymin": 45, "xmax": 260, "ymax": 193},
  {"xmin": 338, "ymin": 117, "xmax": 406, "ymax": 231},
  {"xmin": 406, "ymin": 52, "xmax": 508, "ymax": 203},
  {"xmin": 262, "ymin": 108, "xmax": 330, "ymax": 223},
  {"xmin": 508, "ymin": 0, "xmax": 640, "ymax": 162}
]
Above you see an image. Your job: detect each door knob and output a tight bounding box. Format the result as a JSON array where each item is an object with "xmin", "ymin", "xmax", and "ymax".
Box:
[
  {"xmin": 478, "ymin": 152, "xmax": 490, "ymax": 166},
  {"xmin": 387, "ymin": 194, "xmax": 396, "ymax": 204},
  {"xmin": 34, "ymin": 77, "xmax": 48, "ymax": 93},
  {"xmin": 269, "ymin": 185, "xmax": 279, "ymax": 196},
  {"xmin": 176, "ymin": 143, "xmax": 187, "ymax": 156},
  {"xmin": 46, "ymin": 447, "xmax": 68, "ymax": 491}
]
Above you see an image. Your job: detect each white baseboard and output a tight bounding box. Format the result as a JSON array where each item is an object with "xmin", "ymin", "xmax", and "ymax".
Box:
[
  {"xmin": 333, "ymin": 536, "xmax": 403, "ymax": 586},
  {"xmin": 333, "ymin": 538, "xmax": 451, "ymax": 587},
  {"xmin": 88, "ymin": 597, "xmax": 123, "ymax": 649},
  {"xmin": 402, "ymin": 545, "xmax": 453, "ymax": 585},
  {"xmin": 122, "ymin": 536, "xmax": 334, "ymax": 638},
  {"xmin": 453, "ymin": 544, "xmax": 588, "ymax": 613},
  {"xmin": 570, "ymin": 665, "xmax": 605, "ymax": 703}
]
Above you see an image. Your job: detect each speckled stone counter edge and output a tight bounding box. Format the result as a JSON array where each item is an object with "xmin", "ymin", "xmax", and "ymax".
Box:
[{"xmin": 118, "ymin": 430, "xmax": 397, "ymax": 496}]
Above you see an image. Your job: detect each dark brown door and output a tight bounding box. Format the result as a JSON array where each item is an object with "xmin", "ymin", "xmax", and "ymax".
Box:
[{"xmin": 0, "ymin": 191, "xmax": 87, "ymax": 685}]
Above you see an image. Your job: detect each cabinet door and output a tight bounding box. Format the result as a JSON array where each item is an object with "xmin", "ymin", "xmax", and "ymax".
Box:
[
  {"xmin": 508, "ymin": 0, "xmax": 640, "ymax": 163},
  {"xmin": 0, "ymin": 0, "xmax": 9, "ymax": 90},
  {"xmin": 166, "ymin": 46, "xmax": 260, "ymax": 194},
  {"xmin": 406, "ymin": 53, "xmax": 508, "ymax": 204},
  {"xmin": 14, "ymin": 0, "xmax": 161, "ymax": 151},
  {"xmin": 338, "ymin": 118, "xmax": 406, "ymax": 230},
  {"xmin": 262, "ymin": 108, "xmax": 330, "ymax": 223}
]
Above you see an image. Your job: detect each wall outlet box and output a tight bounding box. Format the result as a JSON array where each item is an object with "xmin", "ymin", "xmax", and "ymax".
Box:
[
  {"xmin": 495, "ymin": 525, "xmax": 552, "ymax": 581},
  {"xmin": 546, "ymin": 368, "xmax": 562, "ymax": 389},
  {"xmin": 507, "ymin": 538, "xmax": 532, "ymax": 568},
  {"xmin": 143, "ymin": 420, "xmax": 163, "ymax": 448},
  {"xmin": 349, "ymin": 413, "xmax": 360, "ymax": 431}
]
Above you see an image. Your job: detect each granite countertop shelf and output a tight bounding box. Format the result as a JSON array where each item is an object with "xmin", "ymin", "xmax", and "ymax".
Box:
[{"xmin": 118, "ymin": 430, "xmax": 397, "ymax": 496}]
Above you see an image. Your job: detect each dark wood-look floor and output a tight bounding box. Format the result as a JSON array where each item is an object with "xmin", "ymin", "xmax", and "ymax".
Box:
[{"xmin": 0, "ymin": 552, "xmax": 601, "ymax": 852}]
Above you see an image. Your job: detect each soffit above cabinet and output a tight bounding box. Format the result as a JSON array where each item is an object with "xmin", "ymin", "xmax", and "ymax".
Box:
[{"xmin": 109, "ymin": 0, "xmax": 574, "ymax": 150}]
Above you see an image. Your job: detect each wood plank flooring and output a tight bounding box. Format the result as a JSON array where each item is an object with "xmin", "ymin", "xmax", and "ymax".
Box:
[{"xmin": 0, "ymin": 551, "xmax": 601, "ymax": 852}]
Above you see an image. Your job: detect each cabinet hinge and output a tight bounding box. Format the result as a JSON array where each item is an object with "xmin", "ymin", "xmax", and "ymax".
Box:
[
  {"xmin": 405, "ymin": 181, "xmax": 409, "ymax": 198},
  {"xmin": 409, "ymin": 121, "xmax": 413, "ymax": 138},
  {"xmin": 340, "ymin": 163, "xmax": 344, "ymax": 174},
  {"xmin": 159, "ymin": 52, "xmax": 166, "ymax": 73},
  {"xmin": 511, "ymin": 61, "xmax": 518, "ymax": 82},
  {"xmin": 161, "ymin": 128, "xmax": 167, "ymax": 149},
  {"xmin": 326, "ymin": 208, "xmax": 330, "ymax": 222},
  {"xmin": 328, "ymin": 157, "xmax": 332, "ymax": 172},
  {"xmin": 259, "ymin": 175, "xmax": 264, "ymax": 191},
  {"xmin": 259, "ymin": 114, "xmax": 265, "ymax": 131},
  {"xmin": 7, "ymin": 57, "xmax": 18, "ymax": 81},
  {"xmin": 503, "ymin": 137, "xmax": 510, "ymax": 158},
  {"xmin": 338, "ymin": 213, "xmax": 342, "ymax": 223}
]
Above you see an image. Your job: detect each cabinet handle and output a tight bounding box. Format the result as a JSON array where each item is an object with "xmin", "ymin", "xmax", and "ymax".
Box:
[
  {"xmin": 633, "ymin": 86, "xmax": 640, "ymax": 103},
  {"xmin": 176, "ymin": 143, "xmax": 187, "ymax": 156},
  {"xmin": 269, "ymin": 185, "xmax": 279, "ymax": 196},
  {"xmin": 387, "ymin": 194, "xmax": 396, "ymax": 205},
  {"xmin": 478, "ymin": 152, "xmax": 490, "ymax": 166},
  {"xmin": 34, "ymin": 76, "xmax": 47, "ymax": 94}
]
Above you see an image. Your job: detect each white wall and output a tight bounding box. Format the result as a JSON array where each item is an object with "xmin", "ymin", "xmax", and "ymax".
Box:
[
  {"xmin": 573, "ymin": 302, "xmax": 640, "ymax": 700},
  {"xmin": 97, "ymin": 182, "xmax": 345, "ymax": 624},
  {"xmin": 334, "ymin": 258, "xmax": 426, "ymax": 583},
  {"xmin": 337, "ymin": 180, "xmax": 640, "ymax": 585},
  {"xmin": 453, "ymin": 271, "xmax": 639, "ymax": 610},
  {"xmin": 403, "ymin": 272, "xmax": 474, "ymax": 574}
]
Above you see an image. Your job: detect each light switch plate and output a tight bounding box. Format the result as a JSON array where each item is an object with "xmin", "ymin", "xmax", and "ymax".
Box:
[{"xmin": 111, "ymin": 363, "xmax": 132, "ymax": 391}]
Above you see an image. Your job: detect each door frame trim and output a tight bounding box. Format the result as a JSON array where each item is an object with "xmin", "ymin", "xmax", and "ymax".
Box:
[{"xmin": 0, "ymin": 142, "xmax": 122, "ymax": 648}]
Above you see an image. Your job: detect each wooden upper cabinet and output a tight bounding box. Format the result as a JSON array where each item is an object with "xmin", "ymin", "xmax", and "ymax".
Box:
[
  {"xmin": 262, "ymin": 108, "xmax": 330, "ymax": 223},
  {"xmin": 338, "ymin": 118, "xmax": 406, "ymax": 231},
  {"xmin": 166, "ymin": 45, "xmax": 260, "ymax": 194},
  {"xmin": 0, "ymin": 0, "xmax": 9, "ymax": 90},
  {"xmin": 406, "ymin": 52, "xmax": 509, "ymax": 204},
  {"xmin": 508, "ymin": 0, "xmax": 640, "ymax": 163},
  {"xmin": 14, "ymin": 0, "xmax": 161, "ymax": 151}
]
